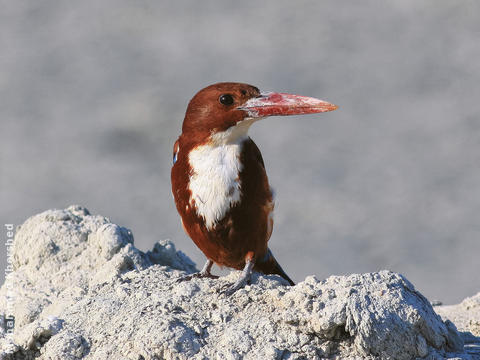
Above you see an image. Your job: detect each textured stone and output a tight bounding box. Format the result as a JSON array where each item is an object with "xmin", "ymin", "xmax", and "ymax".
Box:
[
  {"xmin": 436, "ymin": 293, "xmax": 480, "ymax": 358},
  {"xmin": 0, "ymin": 207, "xmax": 474, "ymax": 359}
]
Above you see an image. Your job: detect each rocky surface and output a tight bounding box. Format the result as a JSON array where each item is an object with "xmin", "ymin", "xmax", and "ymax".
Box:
[
  {"xmin": 436, "ymin": 294, "xmax": 480, "ymax": 358},
  {"xmin": 0, "ymin": 206, "xmax": 477, "ymax": 359}
]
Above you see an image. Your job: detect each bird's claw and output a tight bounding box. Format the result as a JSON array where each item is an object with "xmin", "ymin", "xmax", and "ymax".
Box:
[
  {"xmin": 218, "ymin": 277, "xmax": 251, "ymax": 296},
  {"xmin": 218, "ymin": 283, "xmax": 240, "ymax": 296},
  {"xmin": 176, "ymin": 272, "xmax": 219, "ymax": 283}
]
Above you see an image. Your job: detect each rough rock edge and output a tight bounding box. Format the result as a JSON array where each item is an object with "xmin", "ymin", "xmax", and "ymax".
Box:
[
  {"xmin": 0, "ymin": 206, "xmax": 476, "ymax": 359},
  {"xmin": 435, "ymin": 293, "xmax": 480, "ymax": 358}
]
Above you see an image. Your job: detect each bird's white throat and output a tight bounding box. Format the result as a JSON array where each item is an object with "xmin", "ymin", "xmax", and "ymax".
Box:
[
  {"xmin": 209, "ymin": 118, "xmax": 257, "ymax": 145},
  {"xmin": 187, "ymin": 121, "xmax": 256, "ymax": 230},
  {"xmin": 188, "ymin": 141, "xmax": 244, "ymax": 230}
]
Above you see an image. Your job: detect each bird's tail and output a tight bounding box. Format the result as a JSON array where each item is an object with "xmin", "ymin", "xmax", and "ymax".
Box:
[{"xmin": 254, "ymin": 248, "xmax": 295, "ymax": 286}]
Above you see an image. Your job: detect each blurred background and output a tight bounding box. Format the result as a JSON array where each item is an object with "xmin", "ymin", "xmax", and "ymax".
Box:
[{"xmin": 1, "ymin": 1, "xmax": 479, "ymax": 304}]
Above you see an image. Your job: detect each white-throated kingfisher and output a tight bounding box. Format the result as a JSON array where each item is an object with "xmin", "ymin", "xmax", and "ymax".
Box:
[{"xmin": 171, "ymin": 82, "xmax": 337, "ymax": 294}]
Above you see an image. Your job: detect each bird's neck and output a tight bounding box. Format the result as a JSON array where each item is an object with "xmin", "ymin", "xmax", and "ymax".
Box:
[
  {"xmin": 180, "ymin": 117, "xmax": 257, "ymax": 149},
  {"xmin": 206, "ymin": 118, "xmax": 256, "ymax": 146}
]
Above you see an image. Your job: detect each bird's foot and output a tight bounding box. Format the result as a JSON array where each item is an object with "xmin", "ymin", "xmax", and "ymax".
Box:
[
  {"xmin": 176, "ymin": 259, "xmax": 218, "ymax": 283},
  {"xmin": 176, "ymin": 271, "xmax": 219, "ymax": 283},
  {"xmin": 218, "ymin": 275, "xmax": 251, "ymax": 296},
  {"xmin": 218, "ymin": 256, "xmax": 254, "ymax": 296}
]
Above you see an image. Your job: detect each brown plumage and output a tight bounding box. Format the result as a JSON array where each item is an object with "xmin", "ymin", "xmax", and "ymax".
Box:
[{"xmin": 171, "ymin": 82, "xmax": 337, "ymax": 294}]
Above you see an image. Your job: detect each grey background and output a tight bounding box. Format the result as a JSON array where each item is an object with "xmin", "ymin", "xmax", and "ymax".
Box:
[{"xmin": 1, "ymin": 1, "xmax": 479, "ymax": 304}]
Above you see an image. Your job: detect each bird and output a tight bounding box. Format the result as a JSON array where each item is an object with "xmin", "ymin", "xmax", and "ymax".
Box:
[{"xmin": 171, "ymin": 82, "xmax": 337, "ymax": 295}]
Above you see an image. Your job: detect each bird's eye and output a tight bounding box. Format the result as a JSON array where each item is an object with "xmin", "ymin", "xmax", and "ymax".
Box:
[{"xmin": 219, "ymin": 94, "xmax": 234, "ymax": 106}]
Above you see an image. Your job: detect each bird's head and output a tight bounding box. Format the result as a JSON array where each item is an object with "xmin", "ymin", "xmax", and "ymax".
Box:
[{"xmin": 182, "ymin": 82, "xmax": 337, "ymax": 144}]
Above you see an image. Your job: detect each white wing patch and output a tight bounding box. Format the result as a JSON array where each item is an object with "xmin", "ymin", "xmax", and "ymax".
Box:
[{"xmin": 188, "ymin": 140, "xmax": 244, "ymax": 230}]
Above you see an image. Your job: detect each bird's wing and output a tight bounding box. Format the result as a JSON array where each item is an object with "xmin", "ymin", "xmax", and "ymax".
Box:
[{"xmin": 243, "ymin": 137, "xmax": 275, "ymax": 243}]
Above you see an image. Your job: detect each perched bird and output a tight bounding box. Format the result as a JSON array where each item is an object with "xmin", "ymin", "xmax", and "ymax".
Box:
[{"xmin": 171, "ymin": 82, "xmax": 337, "ymax": 294}]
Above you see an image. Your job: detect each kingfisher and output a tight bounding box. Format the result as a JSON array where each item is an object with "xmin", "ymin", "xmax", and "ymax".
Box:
[{"xmin": 171, "ymin": 82, "xmax": 337, "ymax": 294}]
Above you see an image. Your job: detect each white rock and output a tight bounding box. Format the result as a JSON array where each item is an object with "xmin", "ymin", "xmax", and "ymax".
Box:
[
  {"xmin": 436, "ymin": 292, "xmax": 480, "ymax": 358},
  {"xmin": 0, "ymin": 206, "xmax": 475, "ymax": 359}
]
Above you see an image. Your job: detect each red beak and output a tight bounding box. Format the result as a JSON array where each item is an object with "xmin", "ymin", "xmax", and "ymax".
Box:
[{"xmin": 237, "ymin": 92, "xmax": 338, "ymax": 118}]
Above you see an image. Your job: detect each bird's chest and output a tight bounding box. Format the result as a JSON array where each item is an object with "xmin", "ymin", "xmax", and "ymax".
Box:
[{"xmin": 187, "ymin": 143, "xmax": 243, "ymax": 229}]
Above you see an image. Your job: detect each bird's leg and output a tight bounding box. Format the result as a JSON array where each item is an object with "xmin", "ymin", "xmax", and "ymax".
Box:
[
  {"xmin": 219, "ymin": 252, "xmax": 255, "ymax": 296},
  {"xmin": 176, "ymin": 259, "xmax": 218, "ymax": 282},
  {"xmin": 198, "ymin": 259, "xmax": 217, "ymax": 277}
]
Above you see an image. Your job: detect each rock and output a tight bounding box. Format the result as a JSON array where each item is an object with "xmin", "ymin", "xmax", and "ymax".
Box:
[
  {"xmin": 436, "ymin": 293, "xmax": 480, "ymax": 358},
  {"xmin": 0, "ymin": 206, "xmax": 475, "ymax": 359}
]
